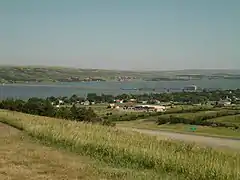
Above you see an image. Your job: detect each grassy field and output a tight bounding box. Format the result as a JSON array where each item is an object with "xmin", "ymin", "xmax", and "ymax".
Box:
[
  {"xmin": 211, "ymin": 115, "xmax": 240, "ymax": 125},
  {"xmin": 0, "ymin": 121, "xmax": 175, "ymax": 180},
  {"xmin": 117, "ymin": 120, "xmax": 240, "ymax": 138},
  {"xmin": 85, "ymin": 104, "xmax": 240, "ymax": 138},
  {"xmin": 0, "ymin": 110, "xmax": 239, "ymax": 180}
]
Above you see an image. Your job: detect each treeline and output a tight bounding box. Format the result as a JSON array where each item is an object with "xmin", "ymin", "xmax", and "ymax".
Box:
[
  {"xmin": 112, "ymin": 89, "xmax": 240, "ymax": 104},
  {"xmin": 0, "ymin": 98, "xmax": 115, "ymax": 126},
  {"xmin": 44, "ymin": 89, "xmax": 240, "ymax": 106},
  {"xmin": 104, "ymin": 112, "xmax": 151, "ymax": 122},
  {"xmin": 157, "ymin": 110, "xmax": 240, "ymax": 129},
  {"xmin": 164, "ymin": 106, "xmax": 214, "ymax": 114},
  {"xmin": 104, "ymin": 106, "xmax": 215, "ymax": 122}
]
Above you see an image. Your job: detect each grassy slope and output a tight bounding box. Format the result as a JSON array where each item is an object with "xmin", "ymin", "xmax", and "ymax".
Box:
[
  {"xmin": 0, "ymin": 66, "xmax": 152, "ymax": 82},
  {"xmin": 0, "ymin": 110, "xmax": 239, "ymax": 180},
  {"xmin": 0, "ymin": 123, "xmax": 172, "ymax": 180}
]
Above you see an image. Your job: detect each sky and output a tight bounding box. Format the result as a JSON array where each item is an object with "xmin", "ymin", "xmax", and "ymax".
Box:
[{"xmin": 0, "ymin": 0, "xmax": 239, "ymax": 71}]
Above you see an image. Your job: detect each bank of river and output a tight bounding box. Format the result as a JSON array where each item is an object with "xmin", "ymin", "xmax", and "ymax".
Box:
[{"xmin": 0, "ymin": 79, "xmax": 240, "ymax": 99}]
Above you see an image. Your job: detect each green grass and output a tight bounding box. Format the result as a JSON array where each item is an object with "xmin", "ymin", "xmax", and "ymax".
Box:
[
  {"xmin": 0, "ymin": 110, "xmax": 239, "ymax": 180},
  {"xmin": 117, "ymin": 119, "xmax": 240, "ymax": 139},
  {"xmin": 159, "ymin": 110, "xmax": 217, "ymax": 119},
  {"xmin": 157, "ymin": 124, "xmax": 240, "ymax": 138},
  {"xmin": 210, "ymin": 115, "xmax": 240, "ymax": 125}
]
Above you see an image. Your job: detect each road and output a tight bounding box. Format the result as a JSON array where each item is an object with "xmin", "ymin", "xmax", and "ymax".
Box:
[{"xmin": 120, "ymin": 127, "xmax": 240, "ymax": 150}]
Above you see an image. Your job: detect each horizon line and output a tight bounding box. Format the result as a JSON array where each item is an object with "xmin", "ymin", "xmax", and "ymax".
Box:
[{"xmin": 0, "ymin": 64, "xmax": 240, "ymax": 72}]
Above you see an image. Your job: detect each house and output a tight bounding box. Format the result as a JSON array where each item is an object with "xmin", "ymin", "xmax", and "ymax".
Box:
[
  {"xmin": 217, "ymin": 98, "xmax": 231, "ymax": 106},
  {"xmin": 141, "ymin": 100, "xmax": 148, "ymax": 104},
  {"xmin": 134, "ymin": 105, "xmax": 166, "ymax": 112},
  {"xmin": 154, "ymin": 100, "xmax": 161, "ymax": 104},
  {"xmin": 129, "ymin": 99, "xmax": 136, "ymax": 102},
  {"xmin": 58, "ymin": 100, "xmax": 64, "ymax": 105},
  {"xmin": 207, "ymin": 101, "xmax": 217, "ymax": 106},
  {"xmin": 108, "ymin": 103, "xmax": 120, "ymax": 109},
  {"xmin": 183, "ymin": 85, "xmax": 197, "ymax": 92},
  {"xmin": 108, "ymin": 103, "xmax": 116, "ymax": 108},
  {"xmin": 115, "ymin": 99, "xmax": 124, "ymax": 104},
  {"xmin": 83, "ymin": 100, "xmax": 90, "ymax": 106}
]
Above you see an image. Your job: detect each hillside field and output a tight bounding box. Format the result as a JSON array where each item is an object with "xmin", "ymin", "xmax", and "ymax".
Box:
[{"xmin": 0, "ymin": 110, "xmax": 239, "ymax": 180}]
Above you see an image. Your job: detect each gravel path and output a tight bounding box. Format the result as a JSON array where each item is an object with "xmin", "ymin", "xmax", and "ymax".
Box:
[{"xmin": 121, "ymin": 127, "xmax": 240, "ymax": 150}]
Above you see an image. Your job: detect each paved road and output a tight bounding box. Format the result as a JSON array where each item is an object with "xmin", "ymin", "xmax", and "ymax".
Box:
[{"xmin": 120, "ymin": 127, "xmax": 240, "ymax": 150}]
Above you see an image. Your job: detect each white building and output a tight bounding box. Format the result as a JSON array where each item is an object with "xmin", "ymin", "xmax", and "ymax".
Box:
[
  {"xmin": 217, "ymin": 99, "xmax": 231, "ymax": 106},
  {"xmin": 134, "ymin": 105, "xmax": 166, "ymax": 112},
  {"xmin": 58, "ymin": 100, "xmax": 64, "ymax": 105},
  {"xmin": 183, "ymin": 85, "xmax": 197, "ymax": 92},
  {"xmin": 83, "ymin": 100, "xmax": 90, "ymax": 106}
]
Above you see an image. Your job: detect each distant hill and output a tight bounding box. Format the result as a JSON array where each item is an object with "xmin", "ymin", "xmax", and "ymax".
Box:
[{"xmin": 0, "ymin": 65, "xmax": 239, "ymax": 83}]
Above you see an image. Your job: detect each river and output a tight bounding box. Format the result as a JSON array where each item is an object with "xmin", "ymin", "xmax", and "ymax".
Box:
[{"xmin": 0, "ymin": 79, "xmax": 240, "ymax": 99}]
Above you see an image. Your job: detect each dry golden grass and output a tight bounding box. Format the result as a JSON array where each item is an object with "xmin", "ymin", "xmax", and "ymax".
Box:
[
  {"xmin": 0, "ymin": 122, "xmax": 175, "ymax": 180},
  {"xmin": 0, "ymin": 110, "xmax": 240, "ymax": 180},
  {"xmin": 0, "ymin": 123, "xmax": 99, "ymax": 180}
]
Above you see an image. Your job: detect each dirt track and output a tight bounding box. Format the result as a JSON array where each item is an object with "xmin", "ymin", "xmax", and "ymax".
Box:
[
  {"xmin": 0, "ymin": 122, "xmax": 20, "ymax": 137},
  {"xmin": 122, "ymin": 128, "xmax": 240, "ymax": 150}
]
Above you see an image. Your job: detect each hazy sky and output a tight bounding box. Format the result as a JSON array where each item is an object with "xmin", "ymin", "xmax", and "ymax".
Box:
[{"xmin": 0, "ymin": 0, "xmax": 239, "ymax": 70}]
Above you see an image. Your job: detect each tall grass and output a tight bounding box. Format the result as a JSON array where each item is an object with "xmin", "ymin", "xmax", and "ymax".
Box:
[{"xmin": 0, "ymin": 110, "xmax": 239, "ymax": 180}]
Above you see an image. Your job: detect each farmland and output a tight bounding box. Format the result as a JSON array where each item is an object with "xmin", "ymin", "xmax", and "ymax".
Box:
[
  {"xmin": 116, "ymin": 106, "xmax": 240, "ymax": 138},
  {"xmin": 0, "ymin": 110, "xmax": 240, "ymax": 180}
]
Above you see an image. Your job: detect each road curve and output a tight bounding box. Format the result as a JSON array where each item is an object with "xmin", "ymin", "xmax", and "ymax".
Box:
[{"xmin": 120, "ymin": 127, "xmax": 240, "ymax": 150}]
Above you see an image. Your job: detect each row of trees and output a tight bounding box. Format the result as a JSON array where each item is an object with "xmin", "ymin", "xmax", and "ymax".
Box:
[
  {"xmin": 0, "ymin": 98, "xmax": 115, "ymax": 126},
  {"xmin": 103, "ymin": 106, "xmax": 216, "ymax": 122},
  {"xmin": 157, "ymin": 110, "xmax": 240, "ymax": 129},
  {"xmin": 47, "ymin": 89, "xmax": 240, "ymax": 105}
]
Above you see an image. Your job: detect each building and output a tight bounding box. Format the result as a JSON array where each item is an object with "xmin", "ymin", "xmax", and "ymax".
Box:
[
  {"xmin": 83, "ymin": 100, "xmax": 90, "ymax": 106},
  {"xmin": 129, "ymin": 99, "xmax": 137, "ymax": 102},
  {"xmin": 115, "ymin": 99, "xmax": 124, "ymax": 103},
  {"xmin": 217, "ymin": 99, "xmax": 231, "ymax": 106},
  {"xmin": 108, "ymin": 103, "xmax": 120, "ymax": 109},
  {"xmin": 58, "ymin": 100, "xmax": 64, "ymax": 105},
  {"xmin": 108, "ymin": 103, "xmax": 116, "ymax": 108},
  {"xmin": 183, "ymin": 85, "xmax": 197, "ymax": 92},
  {"xmin": 134, "ymin": 105, "xmax": 166, "ymax": 112}
]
